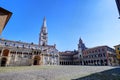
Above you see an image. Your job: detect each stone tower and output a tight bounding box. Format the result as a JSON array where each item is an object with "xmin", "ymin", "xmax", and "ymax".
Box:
[
  {"xmin": 78, "ymin": 38, "xmax": 86, "ymax": 51},
  {"xmin": 78, "ymin": 38, "xmax": 87, "ymax": 65},
  {"xmin": 39, "ymin": 17, "xmax": 48, "ymax": 46},
  {"xmin": 78, "ymin": 38, "xmax": 87, "ymax": 58}
]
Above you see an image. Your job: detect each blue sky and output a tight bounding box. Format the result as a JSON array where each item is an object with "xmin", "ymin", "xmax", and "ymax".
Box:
[{"xmin": 0, "ymin": 0, "xmax": 120, "ymax": 51}]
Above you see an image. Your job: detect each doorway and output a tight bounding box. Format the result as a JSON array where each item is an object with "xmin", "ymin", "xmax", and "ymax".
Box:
[
  {"xmin": 33, "ymin": 56, "xmax": 40, "ymax": 65},
  {"xmin": 1, "ymin": 58, "xmax": 7, "ymax": 66}
]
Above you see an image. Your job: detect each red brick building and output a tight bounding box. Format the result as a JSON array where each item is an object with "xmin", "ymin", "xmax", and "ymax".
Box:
[{"xmin": 83, "ymin": 46, "xmax": 117, "ymax": 66}]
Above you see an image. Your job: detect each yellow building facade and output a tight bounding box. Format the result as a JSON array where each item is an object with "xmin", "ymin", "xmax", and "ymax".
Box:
[
  {"xmin": 114, "ymin": 45, "xmax": 120, "ymax": 60},
  {"xmin": 114, "ymin": 45, "xmax": 120, "ymax": 65}
]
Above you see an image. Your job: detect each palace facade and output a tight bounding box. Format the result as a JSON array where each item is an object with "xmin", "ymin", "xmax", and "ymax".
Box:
[
  {"xmin": 0, "ymin": 17, "xmax": 59, "ymax": 66},
  {"xmin": 59, "ymin": 51, "xmax": 76, "ymax": 65},
  {"xmin": 82, "ymin": 46, "xmax": 117, "ymax": 66},
  {"xmin": 59, "ymin": 38, "xmax": 118, "ymax": 66}
]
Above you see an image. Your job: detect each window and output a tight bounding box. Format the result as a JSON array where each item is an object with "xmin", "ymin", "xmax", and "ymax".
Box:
[
  {"xmin": 28, "ymin": 45, "xmax": 30, "ymax": 48},
  {"xmin": 17, "ymin": 52, "xmax": 20, "ymax": 54},
  {"xmin": 29, "ymin": 55, "xmax": 32, "ymax": 59},
  {"xmin": 98, "ymin": 54, "xmax": 100, "ymax": 57},
  {"xmin": 37, "ymin": 52, "xmax": 39, "ymax": 55},
  {"xmin": 0, "ymin": 50, "xmax": 1, "ymax": 55},
  {"xmin": 24, "ymin": 54, "xmax": 27, "ymax": 58},
  {"xmin": 98, "ymin": 49, "xmax": 100, "ymax": 52},
  {"xmin": 13, "ymin": 43, "xmax": 15, "ymax": 46},
  {"xmin": 89, "ymin": 51, "xmax": 91, "ymax": 53},
  {"xmin": 17, "ymin": 46, "xmax": 19, "ymax": 48},
  {"xmin": 29, "ymin": 53, "xmax": 32, "ymax": 55},
  {"xmin": 95, "ymin": 50, "xmax": 97, "ymax": 52},
  {"xmin": 94, "ymin": 55, "xmax": 96, "ymax": 57},
  {"xmin": 22, "ymin": 45, "xmax": 24, "ymax": 48},
  {"xmin": 92, "ymin": 55, "xmax": 93, "ymax": 58},
  {"xmin": 101, "ymin": 54, "xmax": 102, "ymax": 57},
  {"xmin": 99, "ymin": 54, "xmax": 101, "ymax": 57},
  {"xmin": 118, "ymin": 47, "xmax": 120, "ymax": 50},
  {"xmin": 103, "ymin": 53, "xmax": 106, "ymax": 57},
  {"xmin": 102, "ymin": 48, "xmax": 104, "ymax": 51},
  {"xmin": 80, "ymin": 55, "xmax": 81, "ymax": 57},
  {"xmin": 4, "ymin": 42, "xmax": 7, "ymax": 45}
]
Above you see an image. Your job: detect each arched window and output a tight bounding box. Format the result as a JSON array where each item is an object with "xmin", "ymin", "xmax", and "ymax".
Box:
[{"xmin": 2, "ymin": 49, "xmax": 9, "ymax": 56}]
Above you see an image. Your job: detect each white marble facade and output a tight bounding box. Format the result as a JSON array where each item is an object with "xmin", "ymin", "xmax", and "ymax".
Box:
[{"xmin": 0, "ymin": 17, "xmax": 59, "ymax": 66}]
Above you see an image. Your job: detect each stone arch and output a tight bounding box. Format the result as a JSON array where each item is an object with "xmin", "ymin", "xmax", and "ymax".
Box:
[
  {"xmin": 97, "ymin": 60, "xmax": 100, "ymax": 65},
  {"xmin": 60, "ymin": 62, "xmax": 61, "ymax": 65},
  {"xmin": 104, "ymin": 59, "xmax": 107, "ymax": 65},
  {"xmin": 33, "ymin": 56, "xmax": 41, "ymax": 65},
  {"xmin": 100, "ymin": 60, "xmax": 104, "ymax": 66},
  {"xmin": 62, "ymin": 62, "xmax": 63, "ymax": 65},
  {"xmin": 1, "ymin": 58, "xmax": 7, "ymax": 66},
  {"xmin": 2, "ymin": 49, "xmax": 9, "ymax": 56}
]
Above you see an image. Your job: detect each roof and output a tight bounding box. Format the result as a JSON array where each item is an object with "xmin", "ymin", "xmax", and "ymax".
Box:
[
  {"xmin": 59, "ymin": 51, "xmax": 76, "ymax": 56},
  {"xmin": 83, "ymin": 45, "xmax": 108, "ymax": 52},
  {"xmin": 114, "ymin": 44, "xmax": 120, "ymax": 47},
  {"xmin": 83, "ymin": 45, "xmax": 115, "ymax": 53},
  {"xmin": 0, "ymin": 7, "xmax": 12, "ymax": 34},
  {"xmin": 88, "ymin": 45, "xmax": 107, "ymax": 49},
  {"xmin": 0, "ymin": 38, "xmax": 38, "ymax": 46}
]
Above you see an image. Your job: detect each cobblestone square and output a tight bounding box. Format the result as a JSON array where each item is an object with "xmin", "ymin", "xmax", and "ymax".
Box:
[{"xmin": 0, "ymin": 66, "xmax": 119, "ymax": 80}]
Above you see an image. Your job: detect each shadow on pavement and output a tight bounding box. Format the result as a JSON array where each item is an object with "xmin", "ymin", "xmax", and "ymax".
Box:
[{"xmin": 71, "ymin": 67, "xmax": 120, "ymax": 80}]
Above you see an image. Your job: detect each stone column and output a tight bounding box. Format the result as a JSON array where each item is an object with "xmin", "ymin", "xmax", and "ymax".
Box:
[
  {"xmin": 0, "ymin": 48, "xmax": 4, "ymax": 66},
  {"xmin": 6, "ymin": 49, "xmax": 11, "ymax": 66}
]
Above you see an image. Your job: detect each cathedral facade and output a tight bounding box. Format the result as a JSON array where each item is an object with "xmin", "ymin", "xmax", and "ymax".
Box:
[{"xmin": 0, "ymin": 17, "xmax": 59, "ymax": 66}]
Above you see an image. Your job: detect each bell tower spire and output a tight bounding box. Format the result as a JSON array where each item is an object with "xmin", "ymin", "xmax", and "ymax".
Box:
[
  {"xmin": 43, "ymin": 16, "xmax": 47, "ymax": 27},
  {"xmin": 39, "ymin": 17, "xmax": 48, "ymax": 46}
]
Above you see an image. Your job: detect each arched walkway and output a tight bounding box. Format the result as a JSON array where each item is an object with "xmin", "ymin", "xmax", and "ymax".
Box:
[{"xmin": 33, "ymin": 56, "xmax": 41, "ymax": 65}]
